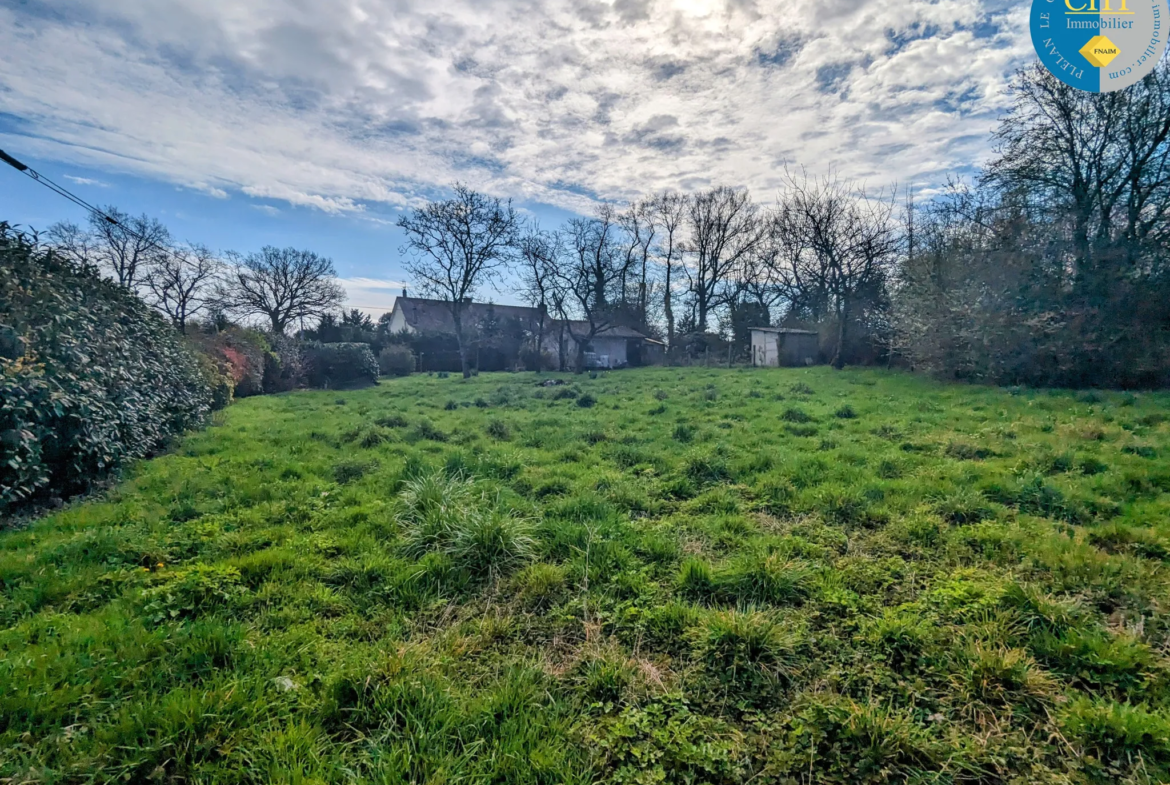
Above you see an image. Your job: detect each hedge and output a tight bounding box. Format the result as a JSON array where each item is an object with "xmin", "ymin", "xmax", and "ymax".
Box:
[
  {"xmin": 303, "ymin": 342, "xmax": 379, "ymax": 388},
  {"xmin": 378, "ymin": 344, "xmax": 415, "ymax": 377},
  {"xmin": 0, "ymin": 223, "xmax": 213, "ymax": 514}
]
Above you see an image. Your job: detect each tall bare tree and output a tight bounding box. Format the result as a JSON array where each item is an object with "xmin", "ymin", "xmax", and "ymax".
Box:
[
  {"xmin": 91, "ymin": 207, "xmax": 171, "ymax": 290},
  {"xmin": 45, "ymin": 208, "xmax": 170, "ymax": 290},
  {"xmin": 146, "ymin": 243, "xmax": 222, "ymax": 333},
  {"xmin": 652, "ymin": 191, "xmax": 688, "ymax": 353},
  {"xmin": 619, "ymin": 198, "xmax": 657, "ymax": 331},
  {"xmin": 774, "ymin": 172, "xmax": 898, "ymax": 368},
  {"xmin": 517, "ymin": 223, "xmax": 562, "ymax": 371},
  {"xmin": 683, "ymin": 186, "xmax": 763, "ymax": 334},
  {"xmin": 397, "ymin": 184, "xmax": 519, "ymax": 378},
  {"xmin": 224, "ymin": 246, "xmax": 345, "ymax": 334},
  {"xmin": 555, "ymin": 209, "xmax": 625, "ymax": 371},
  {"xmin": 44, "ymin": 221, "xmax": 95, "ymax": 268}
]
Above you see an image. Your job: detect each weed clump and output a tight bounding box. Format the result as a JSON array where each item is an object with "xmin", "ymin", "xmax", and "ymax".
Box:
[
  {"xmin": 689, "ymin": 609, "xmax": 802, "ymax": 692},
  {"xmin": 684, "ymin": 451, "xmax": 731, "ymax": 485},
  {"xmin": 333, "ymin": 459, "xmax": 378, "ymax": 485},
  {"xmin": 781, "ymin": 407, "xmax": 813, "ymax": 423},
  {"xmin": 412, "ymin": 419, "xmax": 448, "ymax": 442},
  {"xmin": 396, "ymin": 470, "xmax": 534, "ymax": 577},
  {"xmin": 485, "ymin": 419, "xmax": 510, "ymax": 440},
  {"xmin": 834, "ymin": 404, "xmax": 857, "ymax": 419},
  {"xmin": 933, "ymin": 489, "xmax": 994, "ymax": 525},
  {"xmin": 577, "ymin": 393, "xmax": 597, "ymax": 408},
  {"xmin": 945, "ymin": 441, "xmax": 993, "ymax": 460},
  {"xmin": 375, "ymin": 413, "xmax": 408, "ymax": 428}
]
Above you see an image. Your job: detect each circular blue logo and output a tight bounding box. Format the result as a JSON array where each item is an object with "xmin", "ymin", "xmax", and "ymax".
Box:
[{"xmin": 1030, "ymin": 0, "xmax": 1169, "ymax": 92}]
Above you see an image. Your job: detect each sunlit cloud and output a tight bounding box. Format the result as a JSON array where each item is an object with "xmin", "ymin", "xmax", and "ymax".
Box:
[{"xmin": 0, "ymin": 0, "xmax": 1035, "ymax": 216}]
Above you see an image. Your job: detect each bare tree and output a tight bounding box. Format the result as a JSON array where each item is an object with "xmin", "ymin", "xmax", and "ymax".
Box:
[
  {"xmin": 683, "ymin": 186, "xmax": 764, "ymax": 334},
  {"xmin": 44, "ymin": 221, "xmax": 96, "ymax": 268},
  {"xmin": 44, "ymin": 208, "xmax": 170, "ymax": 289},
  {"xmin": 517, "ymin": 223, "xmax": 561, "ymax": 371},
  {"xmin": 90, "ymin": 207, "xmax": 171, "ymax": 290},
  {"xmin": 397, "ymin": 184, "xmax": 519, "ymax": 378},
  {"xmin": 224, "ymin": 246, "xmax": 345, "ymax": 334},
  {"xmin": 988, "ymin": 62, "xmax": 1170, "ymax": 290},
  {"xmin": 734, "ymin": 208, "xmax": 786, "ymax": 313},
  {"xmin": 652, "ymin": 191, "xmax": 688, "ymax": 353},
  {"xmin": 555, "ymin": 210, "xmax": 625, "ymax": 371},
  {"xmin": 774, "ymin": 172, "xmax": 899, "ymax": 368},
  {"xmin": 618, "ymin": 198, "xmax": 657, "ymax": 330},
  {"xmin": 145, "ymin": 243, "xmax": 223, "ymax": 333}
]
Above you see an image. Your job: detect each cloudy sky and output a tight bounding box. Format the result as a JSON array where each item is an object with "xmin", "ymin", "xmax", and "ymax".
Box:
[{"xmin": 0, "ymin": 0, "xmax": 1034, "ymax": 314}]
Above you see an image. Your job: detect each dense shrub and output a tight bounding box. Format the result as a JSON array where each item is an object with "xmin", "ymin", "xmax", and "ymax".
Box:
[
  {"xmin": 303, "ymin": 342, "xmax": 379, "ymax": 388},
  {"xmin": 0, "ymin": 224, "xmax": 212, "ymax": 512},
  {"xmin": 378, "ymin": 344, "xmax": 415, "ymax": 377},
  {"xmin": 187, "ymin": 326, "xmax": 269, "ymax": 397}
]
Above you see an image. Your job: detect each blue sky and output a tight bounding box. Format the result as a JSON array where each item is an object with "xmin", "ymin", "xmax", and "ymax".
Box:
[{"xmin": 0, "ymin": 0, "xmax": 1035, "ymax": 314}]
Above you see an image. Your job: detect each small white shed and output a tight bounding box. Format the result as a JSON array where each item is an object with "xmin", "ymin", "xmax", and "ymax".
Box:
[{"xmin": 751, "ymin": 327, "xmax": 819, "ymax": 367}]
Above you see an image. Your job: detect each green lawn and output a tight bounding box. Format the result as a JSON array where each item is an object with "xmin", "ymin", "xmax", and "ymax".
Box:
[{"xmin": 3, "ymin": 367, "xmax": 1170, "ymax": 783}]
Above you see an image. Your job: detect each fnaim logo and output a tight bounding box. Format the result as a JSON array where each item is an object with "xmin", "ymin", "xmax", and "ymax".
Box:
[{"xmin": 1031, "ymin": 0, "xmax": 1168, "ymax": 91}]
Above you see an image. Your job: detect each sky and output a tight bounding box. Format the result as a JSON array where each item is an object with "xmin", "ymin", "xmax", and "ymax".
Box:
[{"xmin": 0, "ymin": 0, "xmax": 1036, "ymax": 315}]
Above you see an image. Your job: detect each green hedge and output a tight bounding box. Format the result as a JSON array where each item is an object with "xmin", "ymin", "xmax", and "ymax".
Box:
[
  {"xmin": 303, "ymin": 342, "xmax": 379, "ymax": 388},
  {"xmin": 0, "ymin": 223, "xmax": 212, "ymax": 513}
]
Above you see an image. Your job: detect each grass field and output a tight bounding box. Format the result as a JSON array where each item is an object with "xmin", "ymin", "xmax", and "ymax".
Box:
[{"xmin": 3, "ymin": 367, "xmax": 1170, "ymax": 784}]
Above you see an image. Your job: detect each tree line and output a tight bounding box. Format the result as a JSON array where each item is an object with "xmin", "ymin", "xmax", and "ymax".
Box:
[
  {"xmin": 38, "ymin": 61, "xmax": 1170, "ymax": 388},
  {"xmin": 399, "ymin": 62, "xmax": 1170, "ymax": 387},
  {"xmin": 45, "ymin": 215, "xmax": 346, "ymax": 335}
]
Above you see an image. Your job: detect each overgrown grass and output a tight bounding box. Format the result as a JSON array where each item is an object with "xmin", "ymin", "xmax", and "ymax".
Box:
[{"xmin": 2, "ymin": 367, "xmax": 1170, "ymax": 783}]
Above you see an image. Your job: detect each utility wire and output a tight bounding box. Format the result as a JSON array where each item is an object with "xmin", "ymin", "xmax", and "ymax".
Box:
[
  {"xmin": 1, "ymin": 149, "xmax": 120, "ymax": 226},
  {"xmin": 0, "ymin": 147, "xmax": 197, "ymax": 266}
]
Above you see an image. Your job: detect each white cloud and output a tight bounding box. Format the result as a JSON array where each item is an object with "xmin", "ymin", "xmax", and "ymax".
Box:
[
  {"xmin": 0, "ymin": 1, "xmax": 1035, "ymax": 214},
  {"xmin": 63, "ymin": 174, "xmax": 108, "ymax": 187},
  {"xmin": 337, "ymin": 276, "xmax": 409, "ymax": 317}
]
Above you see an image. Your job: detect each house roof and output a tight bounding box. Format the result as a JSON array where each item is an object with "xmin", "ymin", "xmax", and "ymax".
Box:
[
  {"xmin": 750, "ymin": 327, "xmax": 818, "ymax": 335},
  {"xmin": 393, "ymin": 297, "xmax": 651, "ymax": 341},
  {"xmin": 394, "ymin": 297, "xmax": 546, "ymax": 333},
  {"xmin": 563, "ymin": 321, "xmax": 649, "ymax": 340}
]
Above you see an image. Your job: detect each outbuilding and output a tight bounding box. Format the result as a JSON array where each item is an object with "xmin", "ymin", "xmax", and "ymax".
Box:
[{"xmin": 750, "ymin": 327, "xmax": 819, "ymax": 367}]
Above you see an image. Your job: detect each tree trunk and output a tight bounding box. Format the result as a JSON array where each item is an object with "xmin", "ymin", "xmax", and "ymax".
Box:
[
  {"xmin": 831, "ymin": 300, "xmax": 847, "ymax": 370},
  {"xmin": 453, "ymin": 312, "xmax": 472, "ymax": 379},
  {"xmin": 557, "ymin": 323, "xmax": 566, "ymax": 371}
]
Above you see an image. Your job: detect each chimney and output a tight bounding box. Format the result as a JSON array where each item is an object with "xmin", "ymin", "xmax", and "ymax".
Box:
[{"xmin": 402, "ymin": 288, "xmax": 408, "ymax": 298}]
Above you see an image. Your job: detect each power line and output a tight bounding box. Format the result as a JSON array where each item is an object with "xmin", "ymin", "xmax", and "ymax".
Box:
[
  {"xmin": 0, "ymin": 147, "xmax": 195, "ymax": 267},
  {"xmin": 1, "ymin": 148, "xmax": 119, "ymax": 226}
]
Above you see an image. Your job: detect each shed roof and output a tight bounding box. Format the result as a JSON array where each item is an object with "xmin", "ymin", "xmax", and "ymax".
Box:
[{"xmin": 750, "ymin": 327, "xmax": 818, "ymax": 335}]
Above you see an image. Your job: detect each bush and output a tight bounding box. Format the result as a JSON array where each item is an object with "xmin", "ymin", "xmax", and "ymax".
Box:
[
  {"xmin": 378, "ymin": 345, "xmax": 415, "ymax": 377},
  {"xmin": 188, "ymin": 326, "xmax": 269, "ymax": 397},
  {"xmin": 0, "ymin": 224, "xmax": 212, "ymax": 512},
  {"xmin": 303, "ymin": 342, "xmax": 379, "ymax": 388}
]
